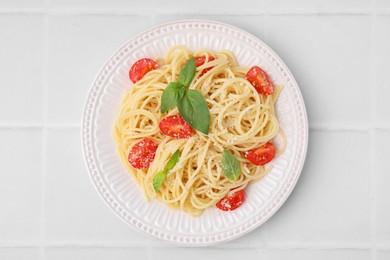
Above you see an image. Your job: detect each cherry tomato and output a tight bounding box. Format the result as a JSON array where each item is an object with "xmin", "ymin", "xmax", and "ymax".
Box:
[
  {"xmin": 129, "ymin": 58, "xmax": 158, "ymax": 83},
  {"xmin": 216, "ymin": 189, "xmax": 245, "ymax": 211},
  {"xmin": 159, "ymin": 115, "xmax": 194, "ymax": 139},
  {"xmin": 128, "ymin": 138, "xmax": 158, "ymax": 169},
  {"xmin": 195, "ymin": 56, "xmax": 215, "ymax": 76},
  {"xmin": 246, "ymin": 66, "xmax": 274, "ymax": 95},
  {"xmin": 245, "ymin": 142, "xmax": 275, "ymax": 166}
]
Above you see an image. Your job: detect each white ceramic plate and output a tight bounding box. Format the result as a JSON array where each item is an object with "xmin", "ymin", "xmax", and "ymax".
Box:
[{"xmin": 81, "ymin": 20, "xmax": 308, "ymax": 246}]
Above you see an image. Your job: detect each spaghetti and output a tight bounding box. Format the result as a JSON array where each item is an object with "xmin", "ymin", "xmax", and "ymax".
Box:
[{"xmin": 114, "ymin": 46, "xmax": 285, "ymax": 217}]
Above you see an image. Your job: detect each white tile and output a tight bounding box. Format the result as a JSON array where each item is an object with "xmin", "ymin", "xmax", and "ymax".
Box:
[
  {"xmin": 49, "ymin": 0, "xmax": 267, "ymax": 13},
  {"xmin": 47, "ymin": 15, "xmax": 153, "ymax": 125},
  {"xmin": 151, "ymin": 248, "xmax": 263, "ymax": 260},
  {"xmin": 0, "ymin": 15, "xmax": 43, "ymax": 124},
  {"xmin": 378, "ymin": 250, "xmax": 390, "ymax": 260},
  {"xmin": 263, "ymin": 130, "xmax": 371, "ymax": 246},
  {"xmin": 48, "ymin": 0, "xmax": 371, "ymax": 13},
  {"xmin": 266, "ymin": 15, "xmax": 371, "ymax": 126},
  {"xmin": 266, "ymin": 0, "xmax": 370, "ymax": 13},
  {"xmin": 376, "ymin": 130, "xmax": 390, "ymax": 245},
  {"xmin": 45, "ymin": 129, "xmax": 153, "ymax": 243},
  {"xmin": 0, "ymin": 129, "xmax": 42, "ymax": 241},
  {"xmin": 374, "ymin": 16, "xmax": 390, "ymax": 124},
  {"xmin": 44, "ymin": 247, "xmax": 148, "ymax": 260},
  {"xmin": 150, "ymin": 0, "xmax": 267, "ymax": 14},
  {"xmin": 375, "ymin": 0, "xmax": 390, "ymax": 11},
  {"xmin": 265, "ymin": 249, "xmax": 371, "ymax": 260},
  {"xmin": 0, "ymin": 0, "xmax": 44, "ymax": 7},
  {"xmin": 49, "ymin": 0, "xmax": 155, "ymax": 9},
  {"xmin": 0, "ymin": 248, "xmax": 40, "ymax": 260}
]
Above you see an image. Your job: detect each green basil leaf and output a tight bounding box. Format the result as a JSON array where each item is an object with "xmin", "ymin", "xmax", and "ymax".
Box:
[
  {"xmin": 153, "ymin": 150, "xmax": 181, "ymax": 193},
  {"xmin": 153, "ymin": 169, "xmax": 168, "ymax": 192},
  {"xmin": 222, "ymin": 149, "xmax": 241, "ymax": 180},
  {"xmin": 178, "ymin": 57, "xmax": 196, "ymax": 87},
  {"xmin": 161, "ymin": 82, "xmax": 186, "ymax": 113},
  {"xmin": 165, "ymin": 149, "xmax": 180, "ymax": 171},
  {"xmin": 178, "ymin": 89, "xmax": 210, "ymax": 134}
]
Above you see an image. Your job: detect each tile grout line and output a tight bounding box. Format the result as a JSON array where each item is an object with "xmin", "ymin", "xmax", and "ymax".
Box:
[{"xmin": 39, "ymin": 6, "xmax": 50, "ymax": 260}]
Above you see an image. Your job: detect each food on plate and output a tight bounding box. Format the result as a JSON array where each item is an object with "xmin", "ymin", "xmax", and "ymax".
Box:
[{"xmin": 114, "ymin": 46, "xmax": 286, "ymax": 217}]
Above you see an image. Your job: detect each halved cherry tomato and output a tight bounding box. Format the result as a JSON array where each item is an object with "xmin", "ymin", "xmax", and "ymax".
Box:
[
  {"xmin": 246, "ymin": 66, "xmax": 274, "ymax": 95},
  {"xmin": 216, "ymin": 189, "xmax": 245, "ymax": 211},
  {"xmin": 159, "ymin": 115, "xmax": 194, "ymax": 139},
  {"xmin": 129, "ymin": 58, "xmax": 158, "ymax": 83},
  {"xmin": 128, "ymin": 138, "xmax": 158, "ymax": 169},
  {"xmin": 245, "ymin": 142, "xmax": 275, "ymax": 166},
  {"xmin": 195, "ymin": 56, "xmax": 215, "ymax": 76}
]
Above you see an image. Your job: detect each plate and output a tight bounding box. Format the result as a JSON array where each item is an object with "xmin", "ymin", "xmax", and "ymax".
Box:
[{"xmin": 81, "ymin": 20, "xmax": 308, "ymax": 246}]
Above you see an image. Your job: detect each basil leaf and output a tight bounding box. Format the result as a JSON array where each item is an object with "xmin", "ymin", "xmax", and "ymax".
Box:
[
  {"xmin": 178, "ymin": 89, "xmax": 210, "ymax": 134},
  {"xmin": 153, "ymin": 150, "xmax": 181, "ymax": 193},
  {"xmin": 161, "ymin": 82, "xmax": 186, "ymax": 113},
  {"xmin": 178, "ymin": 57, "xmax": 196, "ymax": 87},
  {"xmin": 153, "ymin": 169, "xmax": 168, "ymax": 192},
  {"xmin": 165, "ymin": 149, "xmax": 180, "ymax": 171},
  {"xmin": 222, "ymin": 149, "xmax": 241, "ymax": 180}
]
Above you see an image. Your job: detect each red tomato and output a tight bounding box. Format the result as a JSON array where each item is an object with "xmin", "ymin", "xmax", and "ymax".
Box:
[
  {"xmin": 159, "ymin": 115, "xmax": 194, "ymax": 139},
  {"xmin": 129, "ymin": 58, "xmax": 158, "ymax": 83},
  {"xmin": 128, "ymin": 138, "xmax": 158, "ymax": 169},
  {"xmin": 246, "ymin": 66, "xmax": 274, "ymax": 95},
  {"xmin": 245, "ymin": 142, "xmax": 275, "ymax": 166},
  {"xmin": 195, "ymin": 56, "xmax": 215, "ymax": 76},
  {"xmin": 216, "ymin": 190, "xmax": 245, "ymax": 211}
]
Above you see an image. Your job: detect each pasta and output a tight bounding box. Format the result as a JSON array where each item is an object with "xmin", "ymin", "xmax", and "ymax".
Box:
[{"xmin": 114, "ymin": 46, "xmax": 285, "ymax": 217}]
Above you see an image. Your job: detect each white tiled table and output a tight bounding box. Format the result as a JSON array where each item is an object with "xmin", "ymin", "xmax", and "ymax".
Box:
[{"xmin": 1, "ymin": 1, "xmax": 389, "ymax": 259}]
